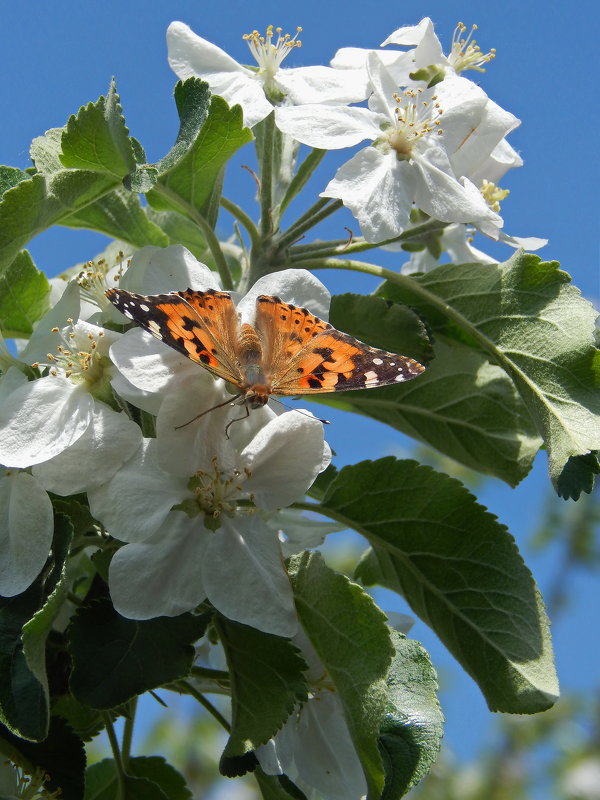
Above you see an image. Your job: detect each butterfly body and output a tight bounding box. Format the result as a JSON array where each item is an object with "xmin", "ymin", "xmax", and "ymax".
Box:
[{"xmin": 106, "ymin": 287, "xmax": 426, "ymax": 407}]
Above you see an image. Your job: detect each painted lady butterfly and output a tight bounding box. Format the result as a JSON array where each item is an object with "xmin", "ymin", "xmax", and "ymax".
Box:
[{"xmin": 106, "ymin": 288, "xmax": 426, "ymax": 409}]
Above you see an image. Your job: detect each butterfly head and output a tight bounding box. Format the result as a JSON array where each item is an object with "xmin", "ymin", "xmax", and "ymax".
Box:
[{"xmin": 244, "ymin": 386, "xmax": 271, "ymax": 409}]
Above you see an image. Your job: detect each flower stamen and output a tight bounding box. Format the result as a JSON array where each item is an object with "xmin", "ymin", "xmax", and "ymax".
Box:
[
  {"xmin": 480, "ymin": 179, "xmax": 509, "ymax": 212},
  {"xmin": 386, "ymin": 89, "xmax": 444, "ymax": 158},
  {"xmin": 243, "ymin": 25, "xmax": 302, "ymax": 84},
  {"xmin": 449, "ymin": 22, "xmax": 496, "ymax": 73}
]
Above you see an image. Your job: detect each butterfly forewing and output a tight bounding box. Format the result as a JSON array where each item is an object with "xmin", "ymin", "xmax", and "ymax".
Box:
[
  {"xmin": 254, "ymin": 294, "xmax": 425, "ymax": 395},
  {"xmin": 106, "ymin": 288, "xmax": 244, "ymax": 386}
]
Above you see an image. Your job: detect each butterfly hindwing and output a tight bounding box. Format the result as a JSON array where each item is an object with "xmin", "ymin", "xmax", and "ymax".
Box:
[
  {"xmin": 106, "ymin": 288, "xmax": 244, "ymax": 386},
  {"xmin": 254, "ymin": 294, "xmax": 425, "ymax": 395}
]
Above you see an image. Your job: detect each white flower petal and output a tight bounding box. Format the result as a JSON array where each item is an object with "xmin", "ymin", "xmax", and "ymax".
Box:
[
  {"xmin": 21, "ymin": 281, "xmax": 81, "ymax": 364},
  {"xmin": 237, "ymin": 269, "xmax": 331, "ymax": 323},
  {"xmin": 381, "ymin": 17, "xmax": 436, "ymax": 48},
  {"xmin": 242, "ymin": 411, "xmax": 325, "ymax": 510},
  {"xmin": 33, "ymin": 405, "xmax": 142, "ymax": 495},
  {"xmin": 110, "ymin": 370, "xmax": 163, "ymax": 415},
  {"xmin": 87, "ymin": 439, "xmax": 187, "ymax": 543},
  {"xmin": 109, "ymin": 328, "xmax": 197, "ymax": 394},
  {"xmin": 0, "ymin": 366, "xmax": 27, "ymax": 405},
  {"xmin": 276, "ymin": 65, "xmax": 370, "ymax": 105},
  {"xmin": 293, "ymin": 692, "xmax": 367, "ymax": 800},
  {"xmin": 156, "ymin": 375, "xmax": 236, "ymax": 476},
  {"xmin": 0, "ymin": 473, "xmax": 53, "ymax": 596},
  {"xmin": 119, "ymin": 245, "xmax": 219, "ymax": 294},
  {"xmin": 203, "ymin": 517, "xmax": 297, "ymax": 637},
  {"xmin": 167, "ymin": 22, "xmax": 273, "ymax": 128},
  {"xmin": 275, "ymin": 104, "xmax": 380, "ymax": 150},
  {"xmin": 0, "ymin": 377, "xmax": 93, "ymax": 468},
  {"xmin": 412, "ymin": 148, "xmax": 502, "ymax": 229},
  {"xmin": 469, "ymin": 138, "xmax": 523, "ymax": 185},
  {"xmin": 109, "ymin": 512, "xmax": 208, "ymax": 619},
  {"xmin": 323, "ymin": 148, "xmax": 415, "ymax": 242}
]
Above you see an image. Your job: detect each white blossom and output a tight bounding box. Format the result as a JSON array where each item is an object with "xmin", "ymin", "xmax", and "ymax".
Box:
[{"xmin": 167, "ymin": 22, "xmax": 369, "ymax": 129}]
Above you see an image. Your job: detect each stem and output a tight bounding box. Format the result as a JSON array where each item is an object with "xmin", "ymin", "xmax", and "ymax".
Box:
[
  {"xmin": 103, "ymin": 714, "xmax": 127, "ymax": 799},
  {"xmin": 259, "ymin": 112, "xmax": 275, "ymax": 237},
  {"xmin": 221, "ymin": 196, "xmax": 260, "ymax": 248},
  {"xmin": 175, "ymin": 680, "xmax": 231, "ymax": 732},
  {"xmin": 151, "ymin": 183, "xmax": 234, "ymax": 291},
  {"xmin": 190, "ymin": 665, "xmax": 230, "ymax": 682},
  {"xmin": 278, "ymin": 198, "xmax": 342, "ymax": 249},
  {"xmin": 121, "ymin": 697, "xmax": 137, "ymax": 769}
]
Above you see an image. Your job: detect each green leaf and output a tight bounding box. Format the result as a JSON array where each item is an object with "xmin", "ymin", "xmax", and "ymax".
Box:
[
  {"xmin": 556, "ymin": 452, "xmax": 600, "ymax": 500},
  {"xmin": 0, "ymin": 716, "xmax": 85, "ymax": 800},
  {"xmin": 60, "ymin": 79, "xmax": 136, "ymax": 177},
  {"xmin": 128, "ymin": 757, "xmax": 192, "ymax": 800},
  {"xmin": 61, "ymin": 186, "xmax": 169, "ymax": 248},
  {"xmin": 217, "ymin": 618, "xmax": 308, "ymax": 771},
  {"xmin": 84, "ymin": 760, "xmax": 169, "ymax": 800},
  {"xmin": 144, "ymin": 208, "xmax": 209, "ymax": 260},
  {"xmin": 0, "ymin": 513, "xmax": 72, "ymax": 741},
  {"xmin": 330, "ymin": 293, "xmax": 434, "ymax": 366},
  {"xmin": 254, "ymin": 768, "xmax": 308, "ymax": 800},
  {"xmin": 313, "ymin": 336, "xmax": 541, "ymax": 486},
  {"xmin": 0, "ymin": 250, "xmax": 50, "ymax": 337},
  {"xmin": 22, "ymin": 513, "xmax": 73, "ymax": 714},
  {"xmin": 68, "ymin": 599, "xmax": 209, "ymax": 708},
  {"xmin": 0, "ymin": 579, "xmax": 47, "ymax": 740},
  {"xmin": 155, "ymin": 78, "xmax": 211, "ymax": 175},
  {"xmin": 317, "ymin": 457, "xmax": 559, "ymax": 712},
  {"xmin": 380, "ymin": 631, "xmax": 443, "ymax": 798},
  {"xmin": 51, "ymin": 694, "xmax": 106, "ymax": 742},
  {"xmin": 0, "ymin": 170, "xmax": 117, "ymax": 275},
  {"xmin": 378, "ymin": 254, "xmax": 600, "ymax": 491},
  {"xmin": 0, "ymin": 166, "xmax": 29, "ymax": 196},
  {"xmin": 147, "ymin": 88, "xmax": 253, "ymax": 217},
  {"xmin": 30, "ymin": 127, "xmax": 64, "ymax": 173},
  {"xmin": 288, "ymin": 552, "xmax": 395, "ymax": 799},
  {"xmin": 278, "ymin": 148, "xmax": 326, "ymax": 219}
]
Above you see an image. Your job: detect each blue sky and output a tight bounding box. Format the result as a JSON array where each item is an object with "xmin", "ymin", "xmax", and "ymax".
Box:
[{"xmin": 2, "ymin": 0, "xmax": 598, "ymax": 779}]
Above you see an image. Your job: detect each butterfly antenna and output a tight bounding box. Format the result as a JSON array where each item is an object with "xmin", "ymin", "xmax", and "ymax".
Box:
[
  {"xmin": 270, "ymin": 397, "xmax": 330, "ymax": 426},
  {"xmin": 224, "ymin": 402, "xmax": 250, "ymax": 439},
  {"xmin": 174, "ymin": 394, "xmax": 243, "ymax": 430}
]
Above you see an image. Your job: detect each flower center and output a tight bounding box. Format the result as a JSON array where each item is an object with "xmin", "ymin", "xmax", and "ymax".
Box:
[
  {"xmin": 449, "ymin": 22, "xmax": 496, "ymax": 73},
  {"xmin": 243, "ymin": 25, "xmax": 302, "ymax": 86},
  {"xmin": 480, "ymin": 179, "xmax": 509, "ymax": 212},
  {"xmin": 189, "ymin": 457, "xmax": 254, "ymax": 522},
  {"xmin": 31, "ymin": 321, "xmax": 106, "ymax": 384},
  {"xmin": 385, "ymin": 89, "xmax": 443, "ymax": 159},
  {"xmin": 76, "ymin": 254, "xmax": 126, "ymax": 312}
]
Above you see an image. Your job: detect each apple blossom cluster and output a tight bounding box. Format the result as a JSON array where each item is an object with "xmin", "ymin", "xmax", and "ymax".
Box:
[
  {"xmin": 0, "ymin": 14, "xmax": 585, "ymax": 800},
  {"xmin": 0, "ymin": 247, "xmax": 332, "ymax": 634},
  {"xmin": 167, "ymin": 16, "xmax": 546, "ymax": 264}
]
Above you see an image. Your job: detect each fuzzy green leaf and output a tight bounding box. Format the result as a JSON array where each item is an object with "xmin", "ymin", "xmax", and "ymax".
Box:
[
  {"xmin": 61, "ymin": 186, "xmax": 168, "ymax": 247},
  {"xmin": 0, "ymin": 250, "xmax": 50, "ymax": 337},
  {"xmin": 147, "ymin": 89, "xmax": 253, "ymax": 217},
  {"xmin": 0, "ymin": 170, "xmax": 117, "ymax": 275},
  {"xmin": 60, "ymin": 79, "xmax": 136, "ymax": 177},
  {"xmin": 315, "ymin": 457, "xmax": 559, "ymax": 712},
  {"xmin": 378, "ymin": 254, "xmax": 600, "ymax": 492}
]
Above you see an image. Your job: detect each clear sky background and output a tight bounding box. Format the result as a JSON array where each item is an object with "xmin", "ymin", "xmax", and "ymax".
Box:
[{"xmin": 2, "ymin": 0, "xmax": 598, "ymax": 787}]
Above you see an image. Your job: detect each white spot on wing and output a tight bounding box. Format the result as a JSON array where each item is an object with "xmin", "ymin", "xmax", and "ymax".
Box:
[{"xmin": 372, "ymin": 358, "xmax": 383, "ymax": 365}]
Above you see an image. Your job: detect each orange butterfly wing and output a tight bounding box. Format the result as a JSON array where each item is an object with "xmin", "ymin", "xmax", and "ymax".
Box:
[
  {"xmin": 254, "ymin": 295, "xmax": 425, "ymax": 395},
  {"xmin": 106, "ymin": 288, "xmax": 245, "ymax": 387}
]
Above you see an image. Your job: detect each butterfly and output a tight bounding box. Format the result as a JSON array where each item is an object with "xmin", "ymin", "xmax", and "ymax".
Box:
[{"xmin": 106, "ymin": 287, "xmax": 426, "ymax": 415}]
